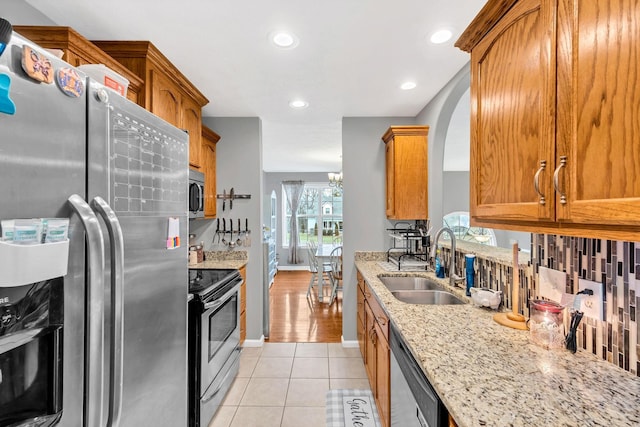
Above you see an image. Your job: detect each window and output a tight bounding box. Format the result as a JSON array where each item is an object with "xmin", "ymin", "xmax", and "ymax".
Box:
[
  {"xmin": 282, "ymin": 183, "xmax": 342, "ymax": 247},
  {"xmin": 442, "ymin": 211, "xmax": 497, "ymax": 246}
]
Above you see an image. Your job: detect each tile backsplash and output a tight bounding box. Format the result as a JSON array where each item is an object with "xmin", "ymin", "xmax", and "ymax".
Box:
[
  {"xmin": 530, "ymin": 234, "xmax": 638, "ymax": 376},
  {"xmin": 447, "ymin": 235, "xmax": 638, "ymax": 376}
]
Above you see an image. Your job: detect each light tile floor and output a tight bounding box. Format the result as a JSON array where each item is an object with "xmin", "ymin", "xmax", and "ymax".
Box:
[{"xmin": 208, "ymin": 343, "xmax": 370, "ymax": 427}]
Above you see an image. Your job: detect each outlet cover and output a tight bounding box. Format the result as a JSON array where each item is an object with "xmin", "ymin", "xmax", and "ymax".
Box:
[
  {"xmin": 538, "ymin": 266, "xmax": 565, "ymax": 303},
  {"xmin": 578, "ymin": 278, "xmax": 604, "ymax": 321}
]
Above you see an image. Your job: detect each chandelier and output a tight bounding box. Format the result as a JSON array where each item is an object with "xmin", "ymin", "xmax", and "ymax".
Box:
[{"xmin": 328, "ymin": 171, "xmax": 343, "ymax": 189}]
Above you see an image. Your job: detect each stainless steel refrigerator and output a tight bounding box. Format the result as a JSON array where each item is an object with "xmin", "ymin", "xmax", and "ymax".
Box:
[{"xmin": 0, "ymin": 32, "xmax": 188, "ymax": 426}]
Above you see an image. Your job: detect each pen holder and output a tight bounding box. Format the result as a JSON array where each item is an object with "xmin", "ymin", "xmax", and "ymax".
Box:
[{"xmin": 465, "ymin": 254, "xmax": 476, "ymax": 296}]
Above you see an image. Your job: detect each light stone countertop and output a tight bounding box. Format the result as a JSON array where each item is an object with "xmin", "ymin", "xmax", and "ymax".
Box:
[
  {"xmin": 355, "ymin": 257, "xmax": 640, "ymax": 427},
  {"xmin": 188, "ymin": 250, "xmax": 248, "ymax": 270}
]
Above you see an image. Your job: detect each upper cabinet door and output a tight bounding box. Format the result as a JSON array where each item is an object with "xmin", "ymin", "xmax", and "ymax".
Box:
[
  {"xmin": 385, "ymin": 139, "xmax": 395, "ymax": 218},
  {"xmin": 149, "ymin": 69, "xmax": 181, "ymax": 126},
  {"xmin": 469, "ymin": 0, "xmax": 556, "ymax": 223},
  {"xmin": 382, "ymin": 126, "xmax": 429, "ymax": 220},
  {"xmin": 201, "ymin": 126, "xmax": 220, "ymax": 218},
  {"xmin": 182, "ymin": 95, "xmax": 203, "ymax": 169},
  {"xmin": 556, "ymin": 0, "xmax": 640, "ymax": 225}
]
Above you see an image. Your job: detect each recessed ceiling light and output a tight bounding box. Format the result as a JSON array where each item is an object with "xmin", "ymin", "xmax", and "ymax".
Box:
[
  {"xmin": 289, "ymin": 99, "xmax": 308, "ymax": 109},
  {"xmin": 401, "ymin": 81, "xmax": 417, "ymax": 90},
  {"xmin": 271, "ymin": 31, "xmax": 299, "ymax": 49},
  {"xmin": 430, "ymin": 29, "xmax": 453, "ymax": 44}
]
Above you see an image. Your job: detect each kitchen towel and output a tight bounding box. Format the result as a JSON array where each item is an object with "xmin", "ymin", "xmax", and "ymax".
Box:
[{"xmin": 326, "ymin": 389, "xmax": 381, "ymax": 427}]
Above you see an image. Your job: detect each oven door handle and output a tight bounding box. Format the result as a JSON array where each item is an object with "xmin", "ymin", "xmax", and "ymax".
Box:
[
  {"xmin": 201, "ymin": 347, "xmax": 242, "ymax": 403},
  {"xmin": 203, "ymin": 280, "xmax": 243, "ymax": 311}
]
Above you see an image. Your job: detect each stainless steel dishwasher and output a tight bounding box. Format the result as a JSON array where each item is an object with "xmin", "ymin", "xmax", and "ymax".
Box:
[{"xmin": 390, "ymin": 323, "xmax": 449, "ymax": 427}]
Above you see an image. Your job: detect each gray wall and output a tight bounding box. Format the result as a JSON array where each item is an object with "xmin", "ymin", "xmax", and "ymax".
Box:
[
  {"xmin": 416, "ymin": 63, "xmax": 471, "ymax": 231},
  {"xmin": 341, "ymin": 117, "xmax": 416, "ymax": 342},
  {"xmin": 193, "ymin": 117, "xmax": 264, "ymax": 341},
  {"xmin": 263, "ymin": 171, "xmax": 333, "ymax": 268},
  {"xmin": 3, "ymin": 1, "xmax": 57, "ymax": 25},
  {"xmin": 442, "ymin": 171, "xmax": 470, "ymax": 215}
]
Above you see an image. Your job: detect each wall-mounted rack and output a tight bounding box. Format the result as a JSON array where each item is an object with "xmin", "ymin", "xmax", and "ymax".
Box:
[
  {"xmin": 215, "ymin": 194, "xmax": 251, "ymax": 200},
  {"xmin": 216, "ymin": 188, "xmax": 251, "ymax": 211}
]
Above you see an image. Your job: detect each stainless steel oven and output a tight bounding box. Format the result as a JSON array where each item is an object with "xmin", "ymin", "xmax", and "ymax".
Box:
[
  {"xmin": 189, "ymin": 169, "xmax": 205, "ymax": 219},
  {"xmin": 188, "ymin": 269, "xmax": 243, "ymax": 427},
  {"xmin": 0, "ymin": 278, "xmax": 63, "ymax": 427}
]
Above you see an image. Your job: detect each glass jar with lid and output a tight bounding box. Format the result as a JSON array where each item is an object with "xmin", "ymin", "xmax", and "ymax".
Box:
[{"xmin": 529, "ymin": 299, "xmax": 565, "ymax": 349}]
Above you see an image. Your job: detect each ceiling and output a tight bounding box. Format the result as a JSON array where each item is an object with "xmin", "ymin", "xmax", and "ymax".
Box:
[{"xmin": 26, "ymin": 0, "xmax": 485, "ymax": 172}]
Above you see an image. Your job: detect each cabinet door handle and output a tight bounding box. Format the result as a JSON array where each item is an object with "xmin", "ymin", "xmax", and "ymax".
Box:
[
  {"xmin": 553, "ymin": 156, "xmax": 568, "ymax": 204},
  {"xmin": 533, "ymin": 160, "xmax": 546, "ymax": 205}
]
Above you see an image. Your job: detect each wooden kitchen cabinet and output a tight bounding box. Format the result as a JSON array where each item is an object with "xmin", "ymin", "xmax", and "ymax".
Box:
[
  {"xmin": 182, "ymin": 96, "xmax": 205, "ymax": 169},
  {"xmin": 382, "ymin": 126, "xmax": 429, "ymax": 220},
  {"xmin": 13, "ymin": 26, "xmax": 143, "ymax": 104},
  {"xmin": 92, "ymin": 41, "xmax": 209, "ymax": 169},
  {"xmin": 457, "ymin": 0, "xmax": 640, "ymax": 241},
  {"xmin": 201, "ymin": 126, "xmax": 220, "ymax": 218},
  {"xmin": 358, "ymin": 275, "xmax": 390, "ymax": 427},
  {"xmin": 149, "ymin": 69, "xmax": 181, "ymax": 126},
  {"xmin": 373, "ymin": 319, "xmax": 390, "ymax": 427},
  {"xmin": 239, "ymin": 266, "xmax": 247, "ymax": 345},
  {"xmin": 364, "ymin": 301, "xmax": 377, "ymax": 388}
]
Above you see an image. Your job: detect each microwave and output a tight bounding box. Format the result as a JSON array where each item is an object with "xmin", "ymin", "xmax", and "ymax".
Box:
[{"xmin": 189, "ymin": 169, "xmax": 205, "ymax": 219}]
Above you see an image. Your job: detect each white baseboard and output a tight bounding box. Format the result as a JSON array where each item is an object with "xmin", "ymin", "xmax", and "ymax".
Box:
[
  {"xmin": 243, "ymin": 336, "xmax": 357, "ymax": 348},
  {"xmin": 341, "ymin": 337, "xmax": 359, "ymax": 348},
  {"xmin": 242, "ymin": 336, "xmax": 265, "ymax": 347},
  {"xmin": 277, "ymin": 266, "xmax": 309, "ymax": 271}
]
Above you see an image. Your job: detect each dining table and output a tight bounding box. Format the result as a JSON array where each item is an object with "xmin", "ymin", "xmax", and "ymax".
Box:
[{"xmin": 314, "ymin": 243, "xmax": 340, "ymax": 302}]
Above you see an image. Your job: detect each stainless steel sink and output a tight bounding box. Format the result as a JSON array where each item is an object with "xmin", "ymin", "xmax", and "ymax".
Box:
[
  {"xmin": 378, "ymin": 276, "xmax": 445, "ymax": 292},
  {"xmin": 391, "ymin": 290, "xmax": 466, "ymax": 305}
]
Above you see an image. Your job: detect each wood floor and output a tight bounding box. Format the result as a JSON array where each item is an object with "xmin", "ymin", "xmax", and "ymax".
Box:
[{"xmin": 266, "ymin": 270, "xmax": 342, "ymax": 343}]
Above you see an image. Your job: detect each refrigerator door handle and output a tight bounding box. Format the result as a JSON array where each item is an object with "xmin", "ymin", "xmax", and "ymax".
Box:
[
  {"xmin": 91, "ymin": 196, "xmax": 124, "ymax": 427},
  {"xmin": 67, "ymin": 194, "xmax": 105, "ymax": 427}
]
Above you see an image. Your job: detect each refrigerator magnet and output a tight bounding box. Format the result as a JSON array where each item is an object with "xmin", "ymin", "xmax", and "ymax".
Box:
[
  {"xmin": 55, "ymin": 67, "xmax": 85, "ymax": 98},
  {"xmin": 0, "ymin": 18, "xmax": 12, "ymax": 58},
  {"xmin": 0, "ymin": 74, "xmax": 16, "ymax": 115},
  {"xmin": 21, "ymin": 45, "xmax": 54, "ymax": 84}
]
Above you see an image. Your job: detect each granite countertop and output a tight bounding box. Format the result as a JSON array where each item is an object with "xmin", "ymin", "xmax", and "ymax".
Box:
[
  {"xmin": 188, "ymin": 250, "xmax": 248, "ymax": 270},
  {"xmin": 355, "ymin": 255, "xmax": 639, "ymax": 427}
]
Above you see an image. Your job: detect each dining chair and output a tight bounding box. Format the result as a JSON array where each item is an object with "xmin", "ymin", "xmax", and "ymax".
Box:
[
  {"xmin": 332, "ymin": 235, "xmax": 342, "ymax": 245},
  {"xmin": 328, "ymin": 246, "xmax": 343, "ymax": 305},
  {"xmin": 308, "ymin": 240, "xmax": 317, "ymax": 252},
  {"xmin": 306, "ymin": 246, "xmax": 332, "ymax": 299}
]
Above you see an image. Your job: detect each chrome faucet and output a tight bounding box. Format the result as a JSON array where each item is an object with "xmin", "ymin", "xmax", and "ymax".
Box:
[{"xmin": 430, "ymin": 227, "xmax": 464, "ymax": 287}]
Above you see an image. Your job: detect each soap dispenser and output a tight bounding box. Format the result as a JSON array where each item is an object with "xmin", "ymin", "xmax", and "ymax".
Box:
[{"xmin": 435, "ymin": 246, "xmax": 444, "ymax": 278}]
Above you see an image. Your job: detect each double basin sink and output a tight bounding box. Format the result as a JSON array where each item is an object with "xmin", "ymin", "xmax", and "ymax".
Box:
[{"xmin": 378, "ymin": 275, "xmax": 466, "ymax": 305}]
